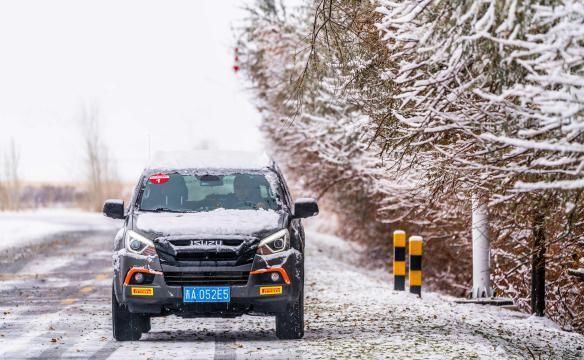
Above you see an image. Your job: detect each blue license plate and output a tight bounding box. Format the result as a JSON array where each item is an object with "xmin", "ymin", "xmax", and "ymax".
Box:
[{"xmin": 183, "ymin": 286, "xmax": 230, "ymax": 303}]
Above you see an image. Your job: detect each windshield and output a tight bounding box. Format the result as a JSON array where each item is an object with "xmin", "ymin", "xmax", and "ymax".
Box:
[{"xmin": 139, "ymin": 172, "xmax": 281, "ymax": 212}]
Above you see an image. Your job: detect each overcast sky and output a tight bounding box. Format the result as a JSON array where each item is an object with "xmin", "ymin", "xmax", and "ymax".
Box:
[{"xmin": 0, "ymin": 0, "xmax": 264, "ymax": 183}]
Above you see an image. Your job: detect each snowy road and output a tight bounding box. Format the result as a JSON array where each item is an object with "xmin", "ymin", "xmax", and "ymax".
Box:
[{"xmin": 0, "ymin": 229, "xmax": 583, "ymax": 359}]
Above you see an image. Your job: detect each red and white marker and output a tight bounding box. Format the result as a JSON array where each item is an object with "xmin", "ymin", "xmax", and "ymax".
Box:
[{"xmin": 149, "ymin": 173, "xmax": 170, "ymax": 185}]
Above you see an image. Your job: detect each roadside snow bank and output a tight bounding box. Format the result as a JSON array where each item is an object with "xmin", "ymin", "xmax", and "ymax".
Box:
[{"xmin": 0, "ymin": 209, "xmax": 121, "ymax": 252}]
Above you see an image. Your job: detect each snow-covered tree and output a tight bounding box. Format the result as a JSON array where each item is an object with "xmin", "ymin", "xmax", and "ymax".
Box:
[
  {"xmin": 239, "ymin": 0, "xmax": 475, "ymax": 291},
  {"xmin": 238, "ymin": 0, "xmax": 584, "ymax": 331},
  {"xmin": 373, "ymin": 0, "xmax": 583, "ymax": 322}
]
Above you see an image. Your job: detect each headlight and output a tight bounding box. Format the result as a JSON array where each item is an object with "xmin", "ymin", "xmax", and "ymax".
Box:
[
  {"xmin": 125, "ymin": 230, "xmax": 157, "ymax": 256},
  {"xmin": 257, "ymin": 229, "xmax": 289, "ymax": 255}
]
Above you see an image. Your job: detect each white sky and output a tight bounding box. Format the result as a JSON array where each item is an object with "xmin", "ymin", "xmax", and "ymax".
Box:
[{"xmin": 0, "ymin": 0, "xmax": 264, "ymax": 182}]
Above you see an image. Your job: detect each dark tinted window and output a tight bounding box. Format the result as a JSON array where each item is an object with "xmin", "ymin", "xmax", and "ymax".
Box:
[{"xmin": 140, "ymin": 173, "xmax": 279, "ymax": 212}]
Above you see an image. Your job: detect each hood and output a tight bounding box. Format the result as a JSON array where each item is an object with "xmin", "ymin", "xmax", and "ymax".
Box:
[{"xmin": 133, "ymin": 208, "xmax": 286, "ymax": 239}]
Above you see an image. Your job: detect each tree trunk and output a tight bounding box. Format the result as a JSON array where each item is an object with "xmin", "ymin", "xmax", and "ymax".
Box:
[{"xmin": 531, "ymin": 209, "xmax": 546, "ymax": 317}]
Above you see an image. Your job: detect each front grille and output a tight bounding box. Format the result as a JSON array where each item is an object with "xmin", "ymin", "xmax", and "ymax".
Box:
[
  {"xmin": 169, "ymin": 239, "xmax": 244, "ymax": 247},
  {"xmin": 155, "ymin": 236, "xmax": 257, "ymax": 266},
  {"xmin": 175, "ymin": 251, "xmax": 239, "ymax": 262},
  {"xmin": 164, "ymin": 271, "xmax": 250, "ymax": 286}
]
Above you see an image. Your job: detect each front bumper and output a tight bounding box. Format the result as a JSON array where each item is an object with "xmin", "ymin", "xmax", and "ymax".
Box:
[{"xmin": 114, "ymin": 249, "xmax": 302, "ymax": 317}]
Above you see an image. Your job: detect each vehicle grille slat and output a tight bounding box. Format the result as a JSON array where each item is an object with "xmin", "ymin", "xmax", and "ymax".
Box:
[
  {"xmin": 163, "ymin": 271, "xmax": 250, "ymax": 286},
  {"xmin": 175, "ymin": 252, "xmax": 239, "ymax": 261}
]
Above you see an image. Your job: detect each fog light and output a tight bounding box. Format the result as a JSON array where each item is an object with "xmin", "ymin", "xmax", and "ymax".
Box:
[
  {"xmin": 134, "ymin": 272, "xmax": 145, "ymax": 284},
  {"xmin": 270, "ymin": 272, "xmax": 280, "ymax": 282}
]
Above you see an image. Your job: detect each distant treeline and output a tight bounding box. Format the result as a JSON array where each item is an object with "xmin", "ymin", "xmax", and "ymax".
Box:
[
  {"xmin": 0, "ymin": 183, "xmax": 130, "ymax": 210},
  {"xmin": 19, "ymin": 184, "xmax": 82, "ymax": 208}
]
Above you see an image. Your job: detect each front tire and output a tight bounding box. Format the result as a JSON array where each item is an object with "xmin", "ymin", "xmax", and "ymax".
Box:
[
  {"xmin": 112, "ymin": 286, "xmax": 145, "ymax": 341},
  {"xmin": 275, "ymin": 287, "xmax": 304, "ymax": 339},
  {"xmin": 138, "ymin": 315, "xmax": 151, "ymax": 333}
]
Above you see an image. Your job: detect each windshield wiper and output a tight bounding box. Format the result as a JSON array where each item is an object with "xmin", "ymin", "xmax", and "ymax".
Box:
[{"xmin": 141, "ymin": 207, "xmax": 185, "ymax": 213}]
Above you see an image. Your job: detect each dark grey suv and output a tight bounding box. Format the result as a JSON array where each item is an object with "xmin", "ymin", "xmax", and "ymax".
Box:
[{"xmin": 103, "ymin": 151, "xmax": 318, "ymax": 341}]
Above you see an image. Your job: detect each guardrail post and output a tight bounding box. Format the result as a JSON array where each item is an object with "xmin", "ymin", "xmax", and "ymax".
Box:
[
  {"xmin": 393, "ymin": 230, "xmax": 406, "ymax": 291},
  {"xmin": 409, "ymin": 236, "xmax": 423, "ymax": 297}
]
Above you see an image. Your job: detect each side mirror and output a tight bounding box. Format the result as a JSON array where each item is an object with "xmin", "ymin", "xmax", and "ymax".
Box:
[
  {"xmin": 293, "ymin": 198, "xmax": 319, "ymax": 218},
  {"xmin": 103, "ymin": 199, "xmax": 125, "ymax": 219}
]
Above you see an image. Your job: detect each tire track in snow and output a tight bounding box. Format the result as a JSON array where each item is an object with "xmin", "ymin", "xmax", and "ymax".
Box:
[
  {"xmin": 0, "ymin": 231, "xmax": 115, "ymax": 359},
  {"xmin": 213, "ymin": 319, "xmax": 237, "ymax": 360},
  {"xmin": 87, "ymin": 341, "xmax": 121, "ymax": 360},
  {"xmin": 0, "ymin": 232, "xmax": 93, "ymax": 274}
]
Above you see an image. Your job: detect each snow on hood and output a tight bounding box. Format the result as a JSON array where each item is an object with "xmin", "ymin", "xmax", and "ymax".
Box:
[{"xmin": 134, "ymin": 208, "xmax": 283, "ymax": 237}]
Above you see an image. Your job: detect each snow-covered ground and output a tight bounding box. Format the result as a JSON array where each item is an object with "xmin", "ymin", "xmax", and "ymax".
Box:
[
  {"xmin": 0, "ymin": 209, "xmax": 121, "ymax": 252},
  {"xmin": 0, "ymin": 214, "xmax": 582, "ymax": 359}
]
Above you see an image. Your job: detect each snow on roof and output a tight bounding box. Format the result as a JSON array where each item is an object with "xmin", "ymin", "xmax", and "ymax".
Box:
[{"xmin": 146, "ymin": 150, "xmax": 273, "ymax": 171}]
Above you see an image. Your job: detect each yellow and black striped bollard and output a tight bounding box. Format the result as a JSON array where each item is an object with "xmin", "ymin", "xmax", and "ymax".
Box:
[
  {"xmin": 409, "ymin": 236, "xmax": 423, "ymax": 297},
  {"xmin": 393, "ymin": 230, "xmax": 406, "ymax": 291}
]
